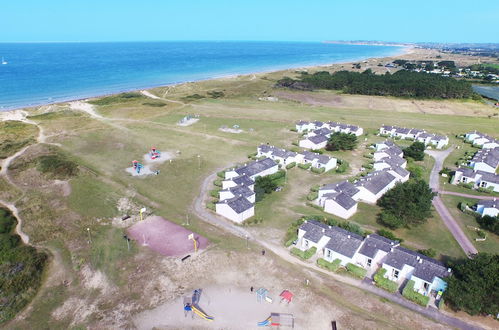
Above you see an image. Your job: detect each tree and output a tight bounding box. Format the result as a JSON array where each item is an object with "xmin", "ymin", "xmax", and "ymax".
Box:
[
  {"xmin": 444, "ymin": 253, "xmax": 499, "ymax": 316},
  {"xmin": 377, "ymin": 180, "xmax": 435, "ymax": 229},
  {"xmin": 326, "ymin": 132, "xmax": 358, "ymax": 151},
  {"xmin": 403, "ymin": 142, "xmax": 425, "ymax": 161},
  {"xmin": 254, "ymin": 176, "xmax": 277, "ymax": 202}
]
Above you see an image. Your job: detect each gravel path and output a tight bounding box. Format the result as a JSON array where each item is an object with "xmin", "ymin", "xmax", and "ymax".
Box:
[{"xmin": 425, "ymin": 148, "xmax": 478, "ymax": 257}]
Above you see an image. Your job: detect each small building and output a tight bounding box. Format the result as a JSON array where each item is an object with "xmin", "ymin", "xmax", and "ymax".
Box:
[
  {"xmin": 354, "ymin": 171, "xmax": 398, "ymax": 204},
  {"xmin": 222, "ymin": 175, "xmax": 255, "ymax": 190},
  {"xmin": 321, "ymin": 192, "xmax": 358, "ymax": 219},
  {"xmin": 219, "ymin": 185, "xmax": 256, "ymax": 203},
  {"xmin": 452, "ymin": 168, "xmax": 499, "ymax": 192},
  {"xmin": 215, "ymin": 195, "xmax": 255, "ymax": 223},
  {"xmin": 225, "ymin": 158, "xmax": 279, "ymax": 181},
  {"xmin": 469, "ymin": 147, "xmax": 499, "ymax": 174},
  {"xmin": 353, "ymin": 234, "xmax": 399, "ymax": 270},
  {"xmin": 476, "ymin": 199, "xmax": 499, "ymax": 218},
  {"xmin": 299, "ymin": 134, "xmax": 328, "ymax": 150}
]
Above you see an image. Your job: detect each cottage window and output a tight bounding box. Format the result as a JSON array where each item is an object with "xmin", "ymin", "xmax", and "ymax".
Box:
[
  {"xmin": 304, "ymin": 239, "xmax": 309, "ymax": 248},
  {"xmin": 392, "ymin": 269, "xmax": 399, "ymax": 279},
  {"xmin": 423, "ymin": 282, "xmax": 430, "ymax": 291},
  {"xmin": 327, "ymin": 249, "xmax": 332, "ymax": 258},
  {"xmin": 480, "ymin": 182, "xmax": 487, "ymax": 187},
  {"xmin": 367, "ymin": 258, "xmax": 372, "ymax": 267}
]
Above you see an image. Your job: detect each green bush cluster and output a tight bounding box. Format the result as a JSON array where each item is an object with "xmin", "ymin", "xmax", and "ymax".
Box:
[
  {"xmin": 310, "ymin": 166, "xmax": 326, "ymax": 174},
  {"xmin": 373, "ymin": 268, "xmax": 399, "ymax": 293},
  {"xmin": 298, "ymin": 163, "xmax": 312, "ymax": 170},
  {"xmin": 89, "ymin": 92, "xmax": 142, "ymax": 105},
  {"xmin": 335, "ymin": 160, "xmax": 349, "ymax": 173},
  {"xmin": 346, "ymin": 263, "xmax": 367, "ymax": 278},
  {"xmin": 36, "ymin": 154, "xmax": 79, "ymax": 179},
  {"xmin": 307, "ymin": 191, "xmax": 318, "ymax": 201},
  {"xmin": 286, "ymin": 162, "xmax": 296, "ymax": 169},
  {"xmin": 213, "ymin": 179, "xmax": 223, "ymax": 187},
  {"xmin": 290, "ymin": 246, "xmax": 317, "ymax": 260},
  {"xmin": 0, "ymin": 208, "xmax": 48, "ymax": 324},
  {"xmin": 206, "ymin": 202, "xmax": 216, "ymax": 211},
  {"xmin": 317, "ymin": 258, "xmax": 341, "ymax": 272},
  {"xmin": 217, "ymin": 171, "xmax": 226, "ymax": 178},
  {"xmin": 376, "ymin": 229, "xmax": 403, "ymax": 242},
  {"xmin": 209, "ymin": 189, "xmax": 220, "ymax": 198},
  {"xmin": 402, "ymin": 280, "xmax": 430, "ymax": 306}
]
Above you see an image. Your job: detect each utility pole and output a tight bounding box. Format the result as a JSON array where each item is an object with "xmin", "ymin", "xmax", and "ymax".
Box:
[
  {"xmin": 86, "ymin": 227, "xmax": 92, "ymax": 244},
  {"xmin": 197, "ymin": 154, "xmax": 201, "ymax": 170}
]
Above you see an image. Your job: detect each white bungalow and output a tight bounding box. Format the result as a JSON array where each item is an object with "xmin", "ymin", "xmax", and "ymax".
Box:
[
  {"xmin": 476, "ymin": 199, "xmax": 499, "ymax": 218},
  {"xmin": 215, "ymin": 196, "xmax": 254, "ymax": 223},
  {"xmin": 299, "ymin": 135, "xmax": 328, "ymax": 150}
]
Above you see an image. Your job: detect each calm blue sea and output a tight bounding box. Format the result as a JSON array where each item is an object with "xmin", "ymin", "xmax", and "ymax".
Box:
[{"xmin": 0, "ymin": 42, "xmax": 402, "ymax": 110}]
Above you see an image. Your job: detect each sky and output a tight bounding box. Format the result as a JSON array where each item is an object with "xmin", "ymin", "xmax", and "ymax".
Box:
[{"xmin": 1, "ymin": 0, "xmax": 498, "ymax": 43}]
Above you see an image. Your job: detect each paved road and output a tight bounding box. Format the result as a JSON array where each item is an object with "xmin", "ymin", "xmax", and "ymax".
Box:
[
  {"xmin": 425, "ymin": 148, "xmax": 478, "ymax": 257},
  {"xmin": 191, "ymin": 169, "xmax": 482, "ymax": 330},
  {"xmin": 440, "ymin": 191, "xmax": 498, "ymax": 200}
]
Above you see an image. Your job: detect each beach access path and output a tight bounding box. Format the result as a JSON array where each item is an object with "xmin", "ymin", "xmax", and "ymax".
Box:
[{"xmin": 191, "ymin": 167, "xmax": 483, "ymax": 330}]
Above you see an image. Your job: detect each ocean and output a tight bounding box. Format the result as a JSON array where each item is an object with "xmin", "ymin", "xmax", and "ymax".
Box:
[{"xmin": 0, "ymin": 41, "xmax": 403, "ymax": 110}]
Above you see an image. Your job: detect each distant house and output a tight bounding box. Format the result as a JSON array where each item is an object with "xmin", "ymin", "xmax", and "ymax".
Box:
[
  {"xmin": 257, "ymin": 145, "xmax": 298, "ymax": 165},
  {"xmin": 327, "ymin": 121, "xmax": 364, "ymax": 136},
  {"xmin": 321, "ymin": 192, "xmax": 358, "ymax": 219},
  {"xmin": 298, "ymin": 151, "xmax": 337, "ymax": 172},
  {"xmin": 452, "ymin": 168, "xmax": 499, "ymax": 192},
  {"xmin": 373, "ymin": 146, "xmax": 404, "ymax": 161},
  {"xmin": 216, "ymin": 158, "xmax": 278, "ymax": 223},
  {"xmin": 464, "ymin": 131, "xmax": 498, "ymax": 148},
  {"xmin": 381, "ymin": 246, "xmax": 450, "ymax": 295},
  {"xmin": 476, "ymin": 199, "xmax": 499, "ymax": 218},
  {"xmin": 354, "ymin": 171, "xmax": 398, "ymax": 204},
  {"xmin": 299, "ymin": 134, "xmax": 329, "ymax": 150},
  {"xmin": 373, "ymin": 155, "xmax": 407, "ymax": 171},
  {"xmin": 468, "ymin": 147, "xmax": 499, "ymax": 174},
  {"xmin": 225, "ymin": 158, "xmax": 279, "ymax": 181},
  {"xmin": 379, "ymin": 125, "xmax": 448, "ymax": 149},
  {"xmin": 215, "ymin": 196, "xmax": 255, "ymax": 223}
]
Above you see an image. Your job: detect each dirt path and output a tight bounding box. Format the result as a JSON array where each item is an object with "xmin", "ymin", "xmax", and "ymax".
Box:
[
  {"xmin": 439, "ymin": 191, "xmax": 498, "ymax": 200},
  {"xmin": 425, "ymin": 148, "xmax": 478, "ymax": 257},
  {"xmin": 191, "ymin": 170, "xmax": 482, "ymax": 330},
  {"xmin": 0, "ymin": 199, "xmax": 30, "ymax": 244}
]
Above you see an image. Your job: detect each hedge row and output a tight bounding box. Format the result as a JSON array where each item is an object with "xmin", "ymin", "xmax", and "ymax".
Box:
[
  {"xmin": 373, "ymin": 268, "xmax": 399, "ymax": 293},
  {"xmin": 402, "ymin": 280, "xmax": 430, "ymax": 306},
  {"xmin": 298, "ymin": 163, "xmax": 311, "ymax": 170},
  {"xmin": 346, "ymin": 263, "xmax": 367, "ymax": 279},
  {"xmin": 317, "ymin": 258, "xmax": 341, "ymax": 272},
  {"xmin": 307, "ymin": 191, "xmax": 318, "ymax": 201},
  {"xmin": 286, "ymin": 162, "xmax": 296, "ymax": 169},
  {"xmin": 290, "ymin": 246, "xmax": 317, "ymax": 260},
  {"xmin": 311, "ymin": 166, "xmax": 325, "ymax": 174}
]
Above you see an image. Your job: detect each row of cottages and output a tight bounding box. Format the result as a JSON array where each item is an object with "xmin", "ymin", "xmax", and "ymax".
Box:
[
  {"xmin": 379, "ymin": 125, "xmax": 449, "ymax": 149},
  {"xmin": 316, "ymin": 141, "xmax": 409, "ymax": 219},
  {"xmin": 476, "ymin": 198, "xmax": 499, "ymax": 218},
  {"xmin": 297, "ymin": 220, "xmax": 451, "ymax": 296},
  {"xmin": 452, "ymin": 168, "xmax": 499, "ymax": 192},
  {"xmin": 216, "ymin": 158, "xmax": 278, "ymax": 223},
  {"xmin": 468, "ymin": 147, "xmax": 499, "ymax": 174},
  {"xmin": 257, "ymin": 144, "xmax": 337, "ymax": 172},
  {"xmin": 296, "ymin": 120, "xmax": 364, "ymax": 136},
  {"xmin": 464, "ymin": 131, "xmax": 499, "ymax": 149},
  {"xmin": 296, "ymin": 121, "xmax": 363, "ymax": 150},
  {"xmin": 317, "ymin": 167, "xmax": 409, "ymax": 219}
]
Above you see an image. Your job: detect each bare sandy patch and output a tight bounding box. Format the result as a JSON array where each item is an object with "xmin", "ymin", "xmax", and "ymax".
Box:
[
  {"xmin": 140, "ymin": 90, "xmax": 162, "ymax": 100},
  {"xmin": 125, "ymin": 165, "xmax": 157, "ymax": 177},
  {"xmin": 69, "ymin": 101, "xmax": 103, "ymax": 119},
  {"xmin": 142, "ymin": 151, "xmax": 174, "ymax": 165},
  {"xmin": 0, "ymin": 109, "xmax": 29, "ymax": 122}
]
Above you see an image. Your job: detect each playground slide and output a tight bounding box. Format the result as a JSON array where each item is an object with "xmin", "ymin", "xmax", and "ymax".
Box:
[
  {"xmin": 191, "ymin": 305, "xmax": 214, "ymax": 321},
  {"xmin": 258, "ymin": 316, "xmax": 271, "ymax": 326}
]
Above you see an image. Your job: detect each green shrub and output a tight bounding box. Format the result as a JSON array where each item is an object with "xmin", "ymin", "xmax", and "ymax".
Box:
[
  {"xmin": 36, "ymin": 154, "xmax": 79, "ymax": 179},
  {"xmin": 0, "ymin": 208, "xmax": 17, "ymax": 234},
  {"xmin": 213, "ymin": 179, "xmax": 223, "ymax": 187},
  {"xmin": 286, "ymin": 162, "xmax": 296, "ymax": 169},
  {"xmin": 310, "ymin": 184, "xmax": 320, "ymax": 192},
  {"xmin": 307, "ymin": 191, "xmax": 318, "ymax": 201},
  {"xmin": 311, "ymin": 166, "xmax": 326, "ymax": 174},
  {"xmin": 206, "ymin": 202, "xmax": 216, "ymax": 211},
  {"xmin": 418, "ymin": 248, "xmax": 437, "ymax": 258},
  {"xmin": 336, "ymin": 160, "xmax": 349, "ymax": 173},
  {"xmin": 209, "ymin": 190, "xmax": 220, "ymax": 198},
  {"xmin": 402, "ymin": 280, "xmax": 430, "ymax": 306},
  {"xmin": 142, "ymin": 101, "xmax": 167, "ymax": 107},
  {"xmin": 182, "ymin": 93, "xmax": 205, "ymax": 101},
  {"xmin": 438, "ymin": 298, "xmax": 445, "ymax": 309},
  {"xmin": 290, "ymin": 246, "xmax": 317, "ymax": 260},
  {"xmin": 284, "ymin": 235, "xmax": 297, "ymax": 247},
  {"xmin": 298, "ymin": 163, "xmax": 311, "ymax": 170},
  {"xmin": 373, "ymin": 268, "xmax": 399, "ymax": 293},
  {"xmin": 458, "ymin": 182, "xmax": 474, "ymax": 189},
  {"xmin": 284, "ymin": 218, "xmax": 304, "ymax": 244},
  {"xmin": 311, "ymin": 149, "xmax": 323, "ymax": 154},
  {"xmin": 290, "ymin": 128, "xmax": 298, "ymax": 132},
  {"xmin": 247, "ymin": 152, "xmax": 257, "ymax": 159},
  {"xmin": 207, "ymin": 91, "xmax": 225, "ymax": 99},
  {"xmin": 217, "ymin": 171, "xmax": 226, "ymax": 178},
  {"xmin": 346, "ymin": 263, "xmax": 367, "ymax": 279},
  {"xmin": 317, "ymin": 258, "xmax": 341, "ymax": 272},
  {"xmin": 89, "ymin": 92, "xmax": 142, "ymax": 105},
  {"xmin": 376, "ymin": 229, "xmax": 403, "ymax": 242},
  {"xmin": 268, "ymin": 170, "xmax": 286, "ymax": 181}
]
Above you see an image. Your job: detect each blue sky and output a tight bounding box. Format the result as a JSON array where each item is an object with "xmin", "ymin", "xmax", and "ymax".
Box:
[{"xmin": 1, "ymin": 0, "xmax": 498, "ymax": 43}]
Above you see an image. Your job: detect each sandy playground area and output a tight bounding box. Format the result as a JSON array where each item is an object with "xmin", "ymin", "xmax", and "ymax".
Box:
[
  {"xmin": 133, "ymin": 286, "xmax": 312, "ymax": 330},
  {"xmin": 127, "ymin": 216, "xmax": 209, "ymax": 256}
]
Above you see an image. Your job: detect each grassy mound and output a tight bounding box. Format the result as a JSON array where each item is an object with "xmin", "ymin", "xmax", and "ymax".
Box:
[{"xmin": 0, "ymin": 121, "xmax": 38, "ymax": 159}]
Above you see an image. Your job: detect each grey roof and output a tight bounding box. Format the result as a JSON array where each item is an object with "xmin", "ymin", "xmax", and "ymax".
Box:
[
  {"xmin": 232, "ymin": 175, "xmax": 255, "ymax": 186},
  {"xmin": 228, "ymin": 185, "xmax": 255, "ymax": 198},
  {"xmin": 296, "ymin": 120, "xmax": 309, "ymax": 125},
  {"xmin": 384, "ymin": 246, "xmax": 449, "ymax": 282},
  {"xmin": 235, "ymin": 158, "xmax": 277, "ymax": 177},
  {"xmin": 324, "ymin": 226, "xmax": 364, "ymax": 258},
  {"xmin": 358, "ymin": 234, "xmax": 399, "ymax": 258},
  {"xmin": 316, "ymin": 154, "xmax": 333, "ymax": 165},
  {"xmin": 376, "ymin": 156, "xmax": 406, "ymax": 168},
  {"xmin": 322, "ymin": 192, "xmax": 357, "ymax": 210},
  {"xmin": 389, "ymin": 166, "xmax": 410, "ymax": 178},
  {"xmin": 430, "ymin": 134, "xmax": 447, "ymax": 142},
  {"xmin": 458, "ymin": 168, "xmax": 499, "ymax": 184},
  {"xmin": 321, "ymin": 180, "xmax": 359, "ymax": 197},
  {"xmin": 218, "ymin": 195, "xmax": 254, "ymax": 214},
  {"xmin": 479, "ymin": 171, "xmax": 499, "ymax": 184},
  {"xmin": 301, "ymin": 151, "xmax": 319, "ymax": 161},
  {"xmin": 472, "ymin": 147, "xmax": 499, "ymax": 168},
  {"xmin": 477, "ymin": 199, "xmax": 498, "ymax": 209},
  {"xmin": 395, "ymin": 127, "xmax": 411, "ymax": 134},
  {"xmin": 381, "ymin": 125, "xmax": 396, "ymax": 131},
  {"xmin": 258, "ymin": 144, "xmax": 273, "ymax": 153},
  {"xmin": 313, "ymin": 121, "xmax": 324, "ymax": 127},
  {"xmin": 355, "ymin": 171, "xmax": 396, "ymax": 194},
  {"xmin": 313, "ymin": 127, "xmax": 332, "ymax": 136},
  {"xmin": 307, "ymin": 134, "xmax": 328, "ymax": 144},
  {"xmin": 376, "ymin": 146, "xmax": 402, "ymax": 158},
  {"xmin": 300, "ymin": 220, "xmax": 330, "ymax": 243},
  {"xmin": 328, "ymin": 121, "xmax": 360, "ymax": 131}
]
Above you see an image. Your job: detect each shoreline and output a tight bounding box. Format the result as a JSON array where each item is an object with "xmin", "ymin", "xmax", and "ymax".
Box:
[{"xmin": 1, "ymin": 45, "xmax": 413, "ymax": 113}]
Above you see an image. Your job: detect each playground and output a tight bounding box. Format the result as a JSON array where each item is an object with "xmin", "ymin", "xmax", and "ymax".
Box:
[
  {"xmin": 125, "ymin": 147, "xmax": 174, "ymax": 177},
  {"xmin": 133, "ymin": 286, "xmax": 308, "ymax": 329},
  {"xmin": 127, "ymin": 216, "xmax": 209, "ymax": 256}
]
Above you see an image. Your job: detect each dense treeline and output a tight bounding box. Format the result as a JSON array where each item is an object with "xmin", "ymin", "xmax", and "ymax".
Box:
[
  {"xmin": 277, "ymin": 70, "xmax": 474, "ymax": 99},
  {"xmin": 0, "ymin": 208, "xmax": 48, "ymax": 324}
]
